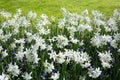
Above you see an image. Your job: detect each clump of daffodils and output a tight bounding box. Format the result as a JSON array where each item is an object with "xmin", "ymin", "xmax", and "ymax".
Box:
[
  {"xmin": 0, "ymin": 8, "xmax": 120, "ymax": 80},
  {"xmin": 88, "ymin": 67, "xmax": 102, "ymax": 78},
  {"xmin": 22, "ymin": 72, "xmax": 32, "ymax": 80},
  {"xmin": 98, "ymin": 51, "xmax": 113, "ymax": 68},
  {"xmin": 7, "ymin": 63, "xmax": 20, "ymax": 77}
]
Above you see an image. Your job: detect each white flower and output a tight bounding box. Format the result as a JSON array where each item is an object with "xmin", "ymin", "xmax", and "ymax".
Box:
[
  {"xmin": 13, "ymin": 28, "xmax": 19, "ymax": 34},
  {"xmin": 0, "ymin": 74, "xmax": 5, "ymax": 80},
  {"xmin": 34, "ymin": 36, "xmax": 46, "ymax": 50},
  {"xmin": 70, "ymin": 36, "xmax": 79, "ymax": 44},
  {"xmin": 56, "ymin": 51, "xmax": 65, "ymax": 64},
  {"xmin": 0, "ymin": 11, "xmax": 11, "ymax": 19},
  {"xmin": 79, "ymin": 75, "xmax": 86, "ymax": 80},
  {"xmin": 36, "ymin": 17, "xmax": 50, "ymax": 29},
  {"xmin": 4, "ymin": 34, "xmax": 12, "ymax": 41},
  {"xmin": 67, "ymin": 13, "xmax": 79, "ymax": 26},
  {"xmin": 61, "ymin": 8, "xmax": 67, "ymax": 15},
  {"xmin": 110, "ymin": 39, "xmax": 118, "ymax": 48},
  {"xmin": 82, "ymin": 9, "xmax": 88, "ymax": 15},
  {"xmin": 18, "ymin": 44, "xmax": 24, "ymax": 51},
  {"xmin": 104, "ymin": 26, "xmax": 111, "ymax": 32},
  {"xmin": 18, "ymin": 16, "xmax": 30, "ymax": 28},
  {"xmin": 98, "ymin": 51, "xmax": 113, "ymax": 68},
  {"xmin": 91, "ymin": 34, "xmax": 101, "ymax": 47},
  {"xmin": 101, "ymin": 35, "xmax": 112, "ymax": 45},
  {"xmin": 91, "ymin": 34, "xmax": 112, "ymax": 48},
  {"xmin": 44, "ymin": 60, "xmax": 54, "ymax": 73},
  {"xmin": 78, "ymin": 24, "xmax": 92, "ymax": 32},
  {"xmin": 79, "ymin": 40, "xmax": 84, "ymax": 46},
  {"xmin": 78, "ymin": 51, "xmax": 91, "ymax": 68},
  {"xmin": 92, "ymin": 10, "xmax": 103, "ymax": 19},
  {"xmin": 78, "ymin": 24, "xmax": 86, "ymax": 32},
  {"xmin": 107, "ymin": 17, "xmax": 118, "ymax": 32},
  {"xmin": 0, "ymin": 73, "xmax": 10, "ymax": 80},
  {"xmin": 46, "ymin": 45, "xmax": 53, "ymax": 51},
  {"xmin": 25, "ymin": 32, "xmax": 33, "ymax": 42},
  {"xmin": 38, "ymin": 27, "xmax": 50, "ymax": 35},
  {"xmin": 25, "ymin": 48, "xmax": 40, "ymax": 64},
  {"xmin": 48, "ymin": 50, "xmax": 57, "ymax": 61},
  {"xmin": 83, "ymin": 16, "xmax": 91, "ymax": 24},
  {"xmin": 94, "ymin": 18, "xmax": 105, "ymax": 27},
  {"xmin": 58, "ymin": 18, "xmax": 66, "ymax": 28},
  {"xmin": 15, "ymin": 51, "xmax": 25, "ymax": 61},
  {"xmin": 51, "ymin": 16, "xmax": 56, "ymax": 22},
  {"xmin": 67, "ymin": 26, "xmax": 77, "ymax": 36},
  {"xmin": 114, "ymin": 33, "xmax": 120, "ymax": 41},
  {"xmin": 88, "ymin": 67, "xmax": 102, "ymax": 78},
  {"xmin": 22, "ymin": 72, "xmax": 32, "ymax": 80},
  {"xmin": 64, "ymin": 49, "xmax": 73, "ymax": 59},
  {"xmin": 7, "ymin": 63, "xmax": 20, "ymax": 77},
  {"xmin": 64, "ymin": 50, "xmax": 91, "ymax": 68},
  {"xmin": 16, "ymin": 9, "xmax": 22, "ymax": 15},
  {"xmin": 32, "ymin": 52, "xmax": 40, "ymax": 64},
  {"xmin": 113, "ymin": 9, "xmax": 119, "ymax": 18},
  {"xmin": 41, "ymin": 14, "xmax": 48, "ymax": 19},
  {"xmin": 54, "ymin": 35, "xmax": 69, "ymax": 48},
  {"xmin": 10, "ymin": 43, "xmax": 16, "ymax": 49},
  {"xmin": 27, "ymin": 11, "xmax": 37, "ymax": 19},
  {"xmin": 101, "ymin": 62, "xmax": 111, "ymax": 68},
  {"xmin": 2, "ymin": 50, "xmax": 8, "ymax": 58},
  {"xmin": 51, "ymin": 71, "xmax": 60, "ymax": 80},
  {"xmin": 14, "ymin": 38, "xmax": 25, "ymax": 44},
  {"xmin": 118, "ymin": 49, "xmax": 120, "ymax": 53},
  {"xmin": 0, "ymin": 29, "xmax": 3, "ymax": 34}
]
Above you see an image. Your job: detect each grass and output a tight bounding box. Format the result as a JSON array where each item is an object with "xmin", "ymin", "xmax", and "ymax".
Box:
[{"xmin": 0, "ymin": 0, "xmax": 120, "ymax": 17}]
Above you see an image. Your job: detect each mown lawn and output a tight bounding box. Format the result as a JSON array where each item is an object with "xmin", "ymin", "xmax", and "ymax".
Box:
[{"xmin": 0, "ymin": 0, "xmax": 120, "ymax": 17}]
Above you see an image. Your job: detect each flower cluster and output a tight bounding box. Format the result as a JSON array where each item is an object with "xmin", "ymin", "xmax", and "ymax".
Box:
[
  {"xmin": 0, "ymin": 8, "xmax": 120, "ymax": 80},
  {"xmin": 98, "ymin": 51, "xmax": 113, "ymax": 68}
]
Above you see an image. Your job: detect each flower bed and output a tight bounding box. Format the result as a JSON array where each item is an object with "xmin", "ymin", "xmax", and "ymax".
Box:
[{"xmin": 0, "ymin": 8, "xmax": 120, "ymax": 80}]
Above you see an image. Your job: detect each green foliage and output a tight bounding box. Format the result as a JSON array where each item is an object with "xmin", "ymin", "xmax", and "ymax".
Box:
[{"xmin": 0, "ymin": 0, "xmax": 120, "ymax": 17}]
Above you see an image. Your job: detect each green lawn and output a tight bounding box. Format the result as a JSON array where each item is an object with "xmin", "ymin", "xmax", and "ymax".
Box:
[{"xmin": 0, "ymin": 0, "xmax": 120, "ymax": 17}]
